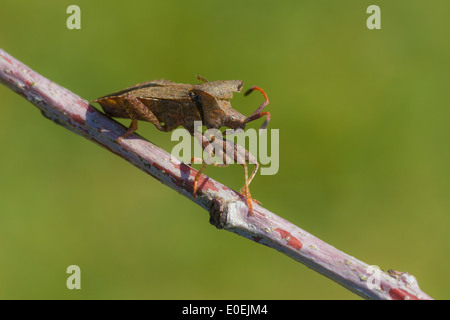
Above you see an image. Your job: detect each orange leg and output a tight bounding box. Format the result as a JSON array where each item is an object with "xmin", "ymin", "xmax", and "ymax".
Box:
[
  {"xmin": 191, "ymin": 149, "xmax": 257, "ymax": 215},
  {"xmin": 239, "ymin": 161, "xmax": 261, "ymax": 208},
  {"xmin": 242, "ymin": 163, "xmax": 254, "ymax": 214},
  {"xmin": 190, "ymin": 157, "xmax": 229, "ymax": 199},
  {"xmin": 191, "ymin": 158, "xmax": 208, "ymax": 199}
]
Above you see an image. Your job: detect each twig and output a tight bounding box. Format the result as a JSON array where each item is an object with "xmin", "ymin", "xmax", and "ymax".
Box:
[{"xmin": 0, "ymin": 48, "xmax": 433, "ymax": 300}]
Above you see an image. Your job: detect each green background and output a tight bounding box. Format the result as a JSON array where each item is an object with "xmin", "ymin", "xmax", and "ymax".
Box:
[{"xmin": 0, "ymin": 0, "xmax": 449, "ymax": 299}]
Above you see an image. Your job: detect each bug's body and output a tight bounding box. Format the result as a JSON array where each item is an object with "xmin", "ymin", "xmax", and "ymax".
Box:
[
  {"xmin": 93, "ymin": 79, "xmax": 247, "ymax": 134},
  {"xmin": 93, "ymin": 76, "xmax": 271, "ymax": 214}
]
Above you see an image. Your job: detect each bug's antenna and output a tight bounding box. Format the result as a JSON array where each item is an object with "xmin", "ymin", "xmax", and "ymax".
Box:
[
  {"xmin": 196, "ymin": 75, "xmax": 209, "ymax": 83},
  {"xmin": 244, "ymin": 86, "xmax": 271, "ymax": 130}
]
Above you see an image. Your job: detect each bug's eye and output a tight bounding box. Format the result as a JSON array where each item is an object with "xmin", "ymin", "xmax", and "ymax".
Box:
[{"xmin": 231, "ymin": 116, "xmax": 236, "ymax": 120}]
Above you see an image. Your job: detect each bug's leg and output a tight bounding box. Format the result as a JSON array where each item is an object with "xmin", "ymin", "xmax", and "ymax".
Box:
[
  {"xmin": 191, "ymin": 161, "xmax": 230, "ymax": 198},
  {"xmin": 190, "ymin": 135, "xmax": 213, "ymax": 198},
  {"xmin": 117, "ymin": 118, "xmax": 138, "ymax": 143},
  {"xmin": 192, "ymin": 160, "xmax": 209, "ymax": 199},
  {"xmin": 248, "ymin": 163, "xmax": 261, "ymax": 206},
  {"xmin": 190, "ymin": 141, "xmax": 229, "ymax": 198},
  {"xmin": 118, "ymin": 95, "xmax": 168, "ymax": 142},
  {"xmin": 191, "ymin": 139, "xmax": 215, "ymax": 199},
  {"xmin": 237, "ymin": 146, "xmax": 261, "ymax": 208},
  {"xmin": 239, "ymin": 163, "xmax": 255, "ymax": 215},
  {"xmin": 124, "ymin": 96, "xmax": 167, "ymax": 131},
  {"xmin": 248, "ymin": 162, "xmax": 259, "ymax": 189},
  {"xmin": 240, "ymin": 162, "xmax": 261, "ymax": 206},
  {"xmin": 190, "ymin": 157, "xmax": 203, "ymax": 164},
  {"xmin": 240, "ymin": 162, "xmax": 260, "ymax": 198},
  {"xmin": 117, "ymin": 98, "xmax": 140, "ymax": 143}
]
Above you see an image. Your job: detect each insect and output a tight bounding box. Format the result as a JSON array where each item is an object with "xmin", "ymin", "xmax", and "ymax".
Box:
[{"xmin": 93, "ymin": 76, "xmax": 270, "ymax": 213}]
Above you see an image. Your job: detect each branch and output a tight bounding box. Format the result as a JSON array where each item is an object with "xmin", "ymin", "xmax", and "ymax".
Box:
[{"xmin": 0, "ymin": 49, "xmax": 433, "ymax": 300}]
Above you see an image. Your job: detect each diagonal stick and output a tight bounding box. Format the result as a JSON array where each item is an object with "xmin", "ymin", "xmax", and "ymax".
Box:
[{"xmin": 0, "ymin": 49, "xmax": 433, "ymax": 300}]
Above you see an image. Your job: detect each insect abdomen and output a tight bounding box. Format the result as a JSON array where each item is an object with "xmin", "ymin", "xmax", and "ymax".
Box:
[{"xmin": 95, "ymin": 98, "xmax": 130, "ymax": 118}]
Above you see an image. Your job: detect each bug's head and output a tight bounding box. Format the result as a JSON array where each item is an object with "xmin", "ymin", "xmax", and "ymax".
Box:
[
  {"xmin": 224, "ymin": 107, "xmax": 247, "ymax": 130},
  {"xmin": 244, "ymin": 86, "xmax": 271, "ymax": 130}
]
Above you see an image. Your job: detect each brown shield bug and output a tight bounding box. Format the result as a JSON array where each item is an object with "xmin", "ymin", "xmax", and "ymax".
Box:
[{"xmin": 93, "ymin": 76, "xmax": 270, "ymax": 214}]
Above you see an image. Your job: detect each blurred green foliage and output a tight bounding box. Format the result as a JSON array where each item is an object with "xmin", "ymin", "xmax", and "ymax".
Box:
[{"xmin": 0, "ymin": 0, "xmax": 448, "ymax": 299}]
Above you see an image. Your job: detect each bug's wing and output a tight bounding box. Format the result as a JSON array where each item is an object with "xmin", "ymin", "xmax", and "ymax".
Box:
[
  {"xmin": 134, "ymin": 85, "xmax": 194, "ymax": 101},
  {"xmin": 195, "ymin": 80, "xmax": 243, "ymax": 99},
  {"xmin": 120, "ymin": 79, "xmax": 180, "ymax": 92},
  {"xmin": 94, "ymin": 83, "xmax": 194, "ymax": 102},
  {"xmin": 133, "ymin": 79, "xmax": 178, "ymax": 87},
  {"xmin": 93, "ymin": 80, "xmax": 186, "ymax": 101},
  {"xmin": 193, "ymin": 89, "xmax": 228, "ymax": 128}
]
